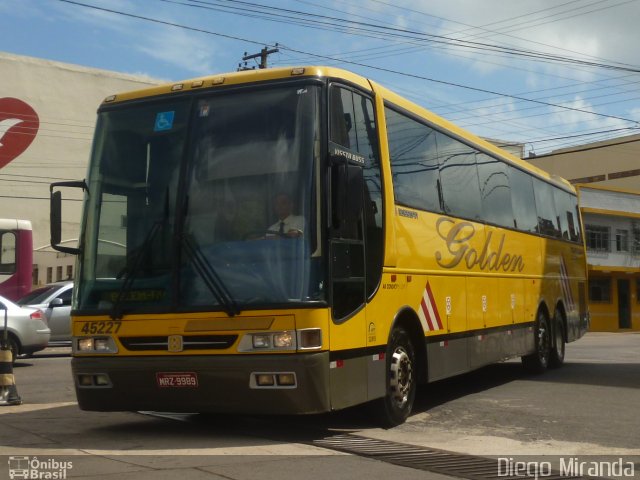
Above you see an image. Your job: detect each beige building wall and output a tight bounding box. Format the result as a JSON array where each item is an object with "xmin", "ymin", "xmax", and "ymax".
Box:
[
  {"xmin": 0, "ymin": 52, "xmax": 160, "ymax": 287},
  {"xmin": 527, "ymin": 134, "xmax": 640, "ymax": 190}
]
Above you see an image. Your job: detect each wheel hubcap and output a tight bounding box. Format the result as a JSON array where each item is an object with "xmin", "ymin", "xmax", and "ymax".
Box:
[
  {"xmin": 389, "ymin": 347, "xmax": 413, "ymax": 408},
  {"xmin": 538, "ymin": 321, "xmax": 549, "ymax": 362}
]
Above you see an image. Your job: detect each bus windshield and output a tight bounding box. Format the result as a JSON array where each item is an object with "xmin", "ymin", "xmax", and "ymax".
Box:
[{"xmin": 78, "ymin": 84, "xmax": 323, "ymax": 313}]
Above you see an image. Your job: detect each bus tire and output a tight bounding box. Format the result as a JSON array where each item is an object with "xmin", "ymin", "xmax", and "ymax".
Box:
[
  {"xmin": 373, "ymin": 326, "xmax": 416, "ymax": 428},
  {"xmin": 549, "ymin": 308, "xmax": 565, "ymax": 368},
  {"xmin": 522, "ymin": 309, "xmax": 550, "ymax": 374}
]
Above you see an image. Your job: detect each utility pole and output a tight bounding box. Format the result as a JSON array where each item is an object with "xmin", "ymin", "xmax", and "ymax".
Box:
[{"xmin": 238, "ymin": 44, "xmax": 279, "ymax": 71}]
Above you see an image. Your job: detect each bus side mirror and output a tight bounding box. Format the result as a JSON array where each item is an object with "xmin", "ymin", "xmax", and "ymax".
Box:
[{"xmin": 50, "ymin": 180, "xmax": 88, "ymax": 255}]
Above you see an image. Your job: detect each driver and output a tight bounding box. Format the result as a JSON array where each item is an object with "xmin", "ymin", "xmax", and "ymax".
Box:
[{"xmin": 267, "ymin": 192, "xmax": 304, "ymax": 238}]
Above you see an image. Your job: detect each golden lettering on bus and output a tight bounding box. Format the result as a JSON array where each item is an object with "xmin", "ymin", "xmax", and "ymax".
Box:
[{"xmin": 435, "ymin": 218, "xmax": 524, "ymax": 272}]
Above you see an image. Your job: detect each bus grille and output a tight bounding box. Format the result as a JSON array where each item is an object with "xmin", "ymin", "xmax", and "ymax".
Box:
[{"xmin": 119, "ymin": 335, "xmax": 238, "ymax": 351}]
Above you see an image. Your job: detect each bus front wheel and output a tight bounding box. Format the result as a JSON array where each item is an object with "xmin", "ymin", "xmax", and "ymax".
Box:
[
  {"xmin": 374, "ymin": 326, "xmax": 416, "ymax": 428},
  {"xmin": 522, "ymin": 310, "xmax": 550, "ymax": 374}
]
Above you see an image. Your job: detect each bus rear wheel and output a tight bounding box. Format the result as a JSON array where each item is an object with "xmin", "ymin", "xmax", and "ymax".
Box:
[
  {"xmin": 374, "ymin": 326, "xmax": 416, "ymax": 428},
  {"xmin": 522, "ymin": 310, "xmax": 550, "ymax": 374},
  {"xmin": 549, "ymin": 308, "xmax": 565, "ymax": 368}
]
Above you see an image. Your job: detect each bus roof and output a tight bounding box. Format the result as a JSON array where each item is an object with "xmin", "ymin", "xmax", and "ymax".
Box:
[
  {"xmin": 101, "ymin": 66, "xmax": 372, "ymax": 105},
  {"xmin": 0, "ymin": 219, "xmax": 32, "ymax": 231},
  {"xmin": 100, "ymin": 65, "xmax": 574, "ymax": 193}
]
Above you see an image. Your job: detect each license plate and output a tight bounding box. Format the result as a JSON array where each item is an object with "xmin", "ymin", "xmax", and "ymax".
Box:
[{"xmin": 156, "ymin": 372, "xmax": 198, "ymax": 388}]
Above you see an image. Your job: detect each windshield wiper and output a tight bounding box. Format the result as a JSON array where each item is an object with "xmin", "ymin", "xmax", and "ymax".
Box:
[
  {"xmin": 109, "ymin": 221, "xmax": 162, "ymax": 320},
  {"xmin": 110, "ymin": 188, "xmax": 170, "ymax": 320},
  {"xmin": 181, "ymin": 236, "xmax": 241, "ymax": 317}
]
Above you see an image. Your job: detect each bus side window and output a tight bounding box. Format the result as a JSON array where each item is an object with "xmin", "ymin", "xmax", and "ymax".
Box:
[
  {"xmin": 386, "ymin": 107, "xmax": 441, "ymax": 213},
  {"xmin": 436, "ymin": 132, "xmax": 482, "ymax": 222},
  {"xmin": 510, "ymin": 167, "xmax": 538, "ymax": 233},
  {"xmin": 477, "ymin": 153, "xmax": 513, "ymax": 228},
  {"xmin": 533, "ymin": 179, "xmax": 561, "ymax": 238},
  {"xmin": 553, "ymin": 189, "xmax": 574, "ymax": 241}
]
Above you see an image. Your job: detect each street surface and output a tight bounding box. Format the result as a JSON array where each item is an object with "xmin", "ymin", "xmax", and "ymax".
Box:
[{"xmin": 1, "ymin": 332, "xmax": 639, "ymax": 479}]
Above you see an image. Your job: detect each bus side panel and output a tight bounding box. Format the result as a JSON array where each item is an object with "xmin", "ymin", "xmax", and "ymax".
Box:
[
  {"xmin": 427, "ymin": 336, "xmax": 468, "ymax": 382},
  {"xmin": 328, "ymin": 309, "xmax": 369, "ymax": 410}
]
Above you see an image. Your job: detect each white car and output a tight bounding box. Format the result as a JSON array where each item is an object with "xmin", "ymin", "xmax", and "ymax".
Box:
[
  {"xmin": 16, "ymin": 281, "xmax": 72, "ymax": 345},
  {"xmin": 0, "ymin": 294, "xmax": 50, "ymax": 363}
]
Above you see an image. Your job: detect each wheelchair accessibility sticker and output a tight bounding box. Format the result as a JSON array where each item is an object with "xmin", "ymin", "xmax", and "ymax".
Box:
[{"xmin": 154, "ymin": 111, "xmax": 175, "ymax": 131}]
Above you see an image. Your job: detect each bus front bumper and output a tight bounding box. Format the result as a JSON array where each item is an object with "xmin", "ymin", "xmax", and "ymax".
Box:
[{"xmin": 71, "ymin": 352, "xmax": 331, "ymax": 415}]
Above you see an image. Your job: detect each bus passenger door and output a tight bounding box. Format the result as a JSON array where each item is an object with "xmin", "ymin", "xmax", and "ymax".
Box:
[{"xmin": 327, "ymin": 84, "xmax": 382, "ymax": 410}]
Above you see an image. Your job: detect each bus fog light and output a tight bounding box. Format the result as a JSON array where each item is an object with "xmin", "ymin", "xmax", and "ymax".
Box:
[
  {"xmin": 252, "ymin": 335, "xmax": 271, "ymax": 348},
  {"xmin": 273, "ymin": 331, "xmax": 294, "ymax": 348},
  {"xmin": 298, "ymin": 329, "xmax": 322, "ymax": 349},
  {"xmin": 94, "ymin": 338, "xmax": 111, "ymax": 351},
  {"xmin": 256, "ymin": 374, "xmax": 275, "ymax": 386},
  {"xmin": 94, "ymin": 374, "xmax": 110, "ymax": 386},
  {"xmin": 276, "ymin": 373, "xmax": 296, "ymax": 386},
  {"xmin": 78, "ymin": 338, "xmax": 94, "ymax": 351},
  {"xmin": 78, "ymin": 374, "xmax": 93, "ymax": 386}
]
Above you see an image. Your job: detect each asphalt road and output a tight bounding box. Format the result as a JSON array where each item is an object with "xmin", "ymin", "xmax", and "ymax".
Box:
[{"xmin": 2, "ymin": 332, "xmax": 639, "ymax": 479}]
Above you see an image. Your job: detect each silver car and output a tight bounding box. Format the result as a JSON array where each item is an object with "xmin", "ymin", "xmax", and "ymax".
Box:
[
  {"xmin": 16, "ymin": 281, "xmax": 73, "ymax": 345},
  {"xmin": 0, "ymin": 294, "xmax": 50, "ymax": 363}
]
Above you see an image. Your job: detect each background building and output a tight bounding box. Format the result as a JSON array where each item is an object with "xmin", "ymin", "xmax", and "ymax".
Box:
[
  {"xmin": 527, "ymin": 133, "xmax": 640, "ymax": 190},
  {"xmin": 527, "ymin": 137, "xmax": 640, "ymax": 331},
  {"xmin": 0, "ymin": 52, "xmax": 159, "ymax": 287},
  {"xmin": 578, "ymin": 185, "xmax": 640, "ymax": 331}
]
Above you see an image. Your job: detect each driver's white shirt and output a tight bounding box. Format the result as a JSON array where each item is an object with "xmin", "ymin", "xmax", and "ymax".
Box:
[{"xmin": 269, "ymin": 215, "xmax": 304, "ymax": 234}]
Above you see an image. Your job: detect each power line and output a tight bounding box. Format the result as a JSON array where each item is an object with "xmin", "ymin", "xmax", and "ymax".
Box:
[
  {"xmin": 55, "ymin": 0, "xmax": 640, "ymax": 127},
  {"xmin": 173, "ymin": 0, "xmax": 640, "ymax": 74}
]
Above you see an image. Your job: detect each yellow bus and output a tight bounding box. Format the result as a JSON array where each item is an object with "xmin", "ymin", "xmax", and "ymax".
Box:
[{"xmin": 51, "ymin": 66, "xmax": 588, "ymax": 426}]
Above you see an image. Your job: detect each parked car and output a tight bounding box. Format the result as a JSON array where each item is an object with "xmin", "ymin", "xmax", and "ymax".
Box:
[
  {"xmin": 0, "ymin": 294, "xmax": 50, "ymax": 363},
  {"xmin": 16, "ymin": 281, "xmax": 72, "ymax": 345}
]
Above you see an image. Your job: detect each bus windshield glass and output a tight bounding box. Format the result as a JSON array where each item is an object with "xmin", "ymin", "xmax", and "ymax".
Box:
[{"xmin": 77, "ymin": 84, "xmax": 323, "ymax": 312}]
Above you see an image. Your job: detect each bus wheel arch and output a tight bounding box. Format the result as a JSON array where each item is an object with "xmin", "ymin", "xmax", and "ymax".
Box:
[
  {"xmin": 522, "ymin": 305, "xmax": 551, "ymax": 374},
  {"xmin": 549, "ymin": 302, "xmax": 566, "ymax": 368},
  {"xmin": 390, "ymin": 308, "xmax": 427, "ymax": 384},
  {"xmin": 372, "ymin": 308, "xmax": 425, "ymax": 428}
]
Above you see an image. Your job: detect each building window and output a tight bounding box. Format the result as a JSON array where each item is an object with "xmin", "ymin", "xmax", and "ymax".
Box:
[
  {"xmin": 66, "ymin": 265, "xmax": 73, "ymax": 280},
  {"xmin": 616, "ymin": 229, "xmax": 629, "ymax": 252},
  {"xmin": 32, "ymin": 266, "xmax": 39, "ymax": 286},
  {"xmin": 585, "ymin": 225, "xmax": 610, "ymax": 252},
  {"xmin": 56, "ymin": 266, "xmax": 63, "ymax": 282},
  {"xmin": 633, "ymin": 226, "xmax": 640, "ymax": 255},
  {"xmin": 46, "ymin": 267, "xmax": 53, "ymax": 284},
  {"xmin": 589, "ymin": 278, "xmax": 611, "ymax": 303}
]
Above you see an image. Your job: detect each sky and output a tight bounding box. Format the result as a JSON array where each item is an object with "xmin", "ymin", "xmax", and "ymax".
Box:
[{"xmin": 2, "ymin": 0, "xmax": 640, "ymax": 154}]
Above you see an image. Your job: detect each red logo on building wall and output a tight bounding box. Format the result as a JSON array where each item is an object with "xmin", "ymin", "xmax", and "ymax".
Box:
[{"xmin": 0, "ymin": 97, "xmax": 40, "ymax": 169}]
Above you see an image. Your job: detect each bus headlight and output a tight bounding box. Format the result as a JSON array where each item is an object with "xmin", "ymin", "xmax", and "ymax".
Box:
[
  {"xmin": 240, "ymin": 331, "xmax": 297, "ymax": 352},
  {"xmin": 75, "ymin": 337, "xmax": 118, "ymax": 354},
  {"xmin": 252, "ymin": 334, "xmax": 271, "ymax": 349},
  {"xmin": 273, "ymin": 331, "xmax": 294, "ymax": 348}
]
